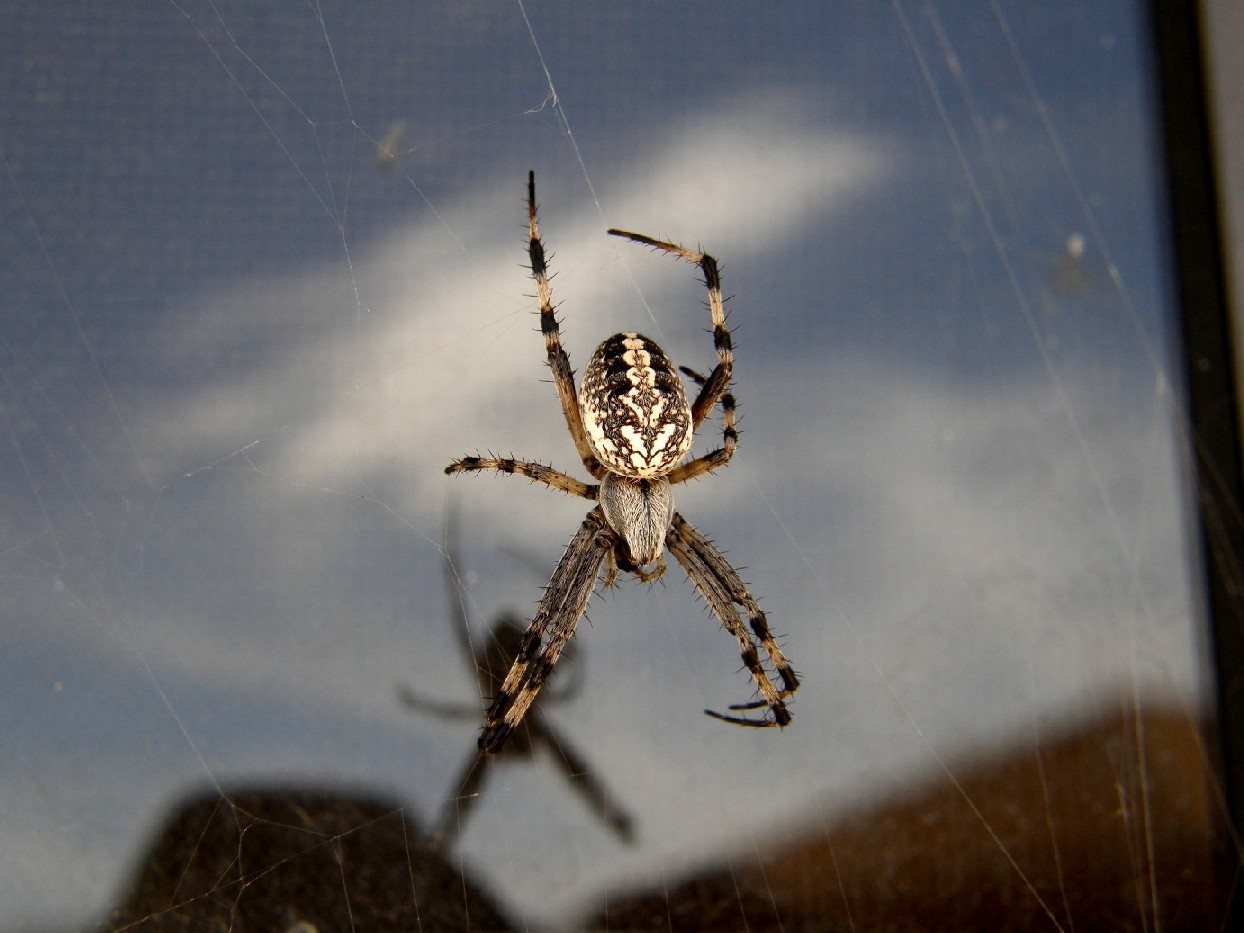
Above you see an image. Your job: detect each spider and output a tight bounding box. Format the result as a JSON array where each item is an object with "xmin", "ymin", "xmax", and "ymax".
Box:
[{"xmin": 447, "ymin": 172, "xmax": 799, "ymax": 754}]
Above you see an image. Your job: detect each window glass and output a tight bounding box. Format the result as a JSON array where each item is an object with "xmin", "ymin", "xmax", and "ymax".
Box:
[{"xmin": 0, "ymin": 3, "xmax": 1227, "ymax": 928}]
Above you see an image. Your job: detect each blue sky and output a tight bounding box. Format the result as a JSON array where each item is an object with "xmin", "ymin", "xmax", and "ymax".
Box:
[{"xmin": 0, "ymin": 2, "xmax": 1205, "ymax": 928}]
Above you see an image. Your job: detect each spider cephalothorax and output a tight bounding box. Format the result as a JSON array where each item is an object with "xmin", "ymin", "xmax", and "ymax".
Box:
[{"xmin": 446, "ymin": 172, "xmax": 799, "ymax": 753}]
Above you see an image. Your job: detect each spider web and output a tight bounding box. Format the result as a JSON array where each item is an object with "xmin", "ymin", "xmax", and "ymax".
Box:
[{"xmin": 0, "ymin": 1, "xmax": 1234, "ymax": 929}]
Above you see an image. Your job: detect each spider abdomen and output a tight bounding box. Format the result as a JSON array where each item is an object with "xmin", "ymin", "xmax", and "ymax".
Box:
[{"xmin": 580, "ymin": 332, "xmax": 693, "ymax": 478}]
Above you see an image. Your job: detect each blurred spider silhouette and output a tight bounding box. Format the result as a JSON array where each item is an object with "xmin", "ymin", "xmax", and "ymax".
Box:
[{"xmin": 398, "ymin": 512, "xmax": 634, "ymax": 847}]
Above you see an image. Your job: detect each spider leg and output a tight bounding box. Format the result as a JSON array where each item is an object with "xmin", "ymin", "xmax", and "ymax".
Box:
[
  {"xmin": 394, "ymin": 503, "xmax": 485, "ymax": 721},
  {"xmin": 666, "ymin": 365, "xmax": 737, "ymax": 485},
  {"xmin": 446, "ymin": 456, "xmax": 598, "ymax": 500},
  {"xmin": 528, "ymin": 710, "xmax": 636, "ymax": 843},
  {"xmin": 429, "ymin": 749, "xmax": 491, "ymax": 850},
  {"xmin": 396, "ymin": 687, "xmax": 482, "ymax": 721},
  {"xmin": 440, "ymin": 502, "xmax": 482, "ymax": 673},
  {"xmin": 529, "ymin": 171, "xmax": 605, "ymax": 479},
  {"xmin": 605, "ymin": 228, "xmax": 732, "ymax": 429},
  {"xmin": 679, "ymin": 365, "xmax": 709, "ymax": 386},
  {"xmin": 480, "ymin": 508, "xmax": 614, "ymax": 753},
  {"xmin": 665, "ymin": 511, "xmax": 798, "ymax": 727}
]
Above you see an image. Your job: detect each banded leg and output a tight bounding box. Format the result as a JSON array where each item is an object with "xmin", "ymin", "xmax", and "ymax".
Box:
[
  {"xmin": 446, "ymin": 456, "xmax": 598, "ymax": 500},
  {"xmin": 667, "ymin": 365, "xmax": 738, "ymax": 485},
  {"xmin": 605, "ymin": 229, "xmax": 733, "ymax": 429},
  {"xmin": 529, "ymin": 171, "xmax": 604, "ymax": 479},
  {"xmin": 665, "ymin": 511, "xmax": 798, "ymax": 727},
  {"xmin": 480, "ymin": 508, "xmax": 614, "ymax": 752}
]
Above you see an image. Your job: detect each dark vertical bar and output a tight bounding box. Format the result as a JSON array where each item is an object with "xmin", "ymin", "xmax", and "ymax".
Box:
[{"xmin": 1150, "ymin": 0, "xmax": 1244, "ymax": 914}]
